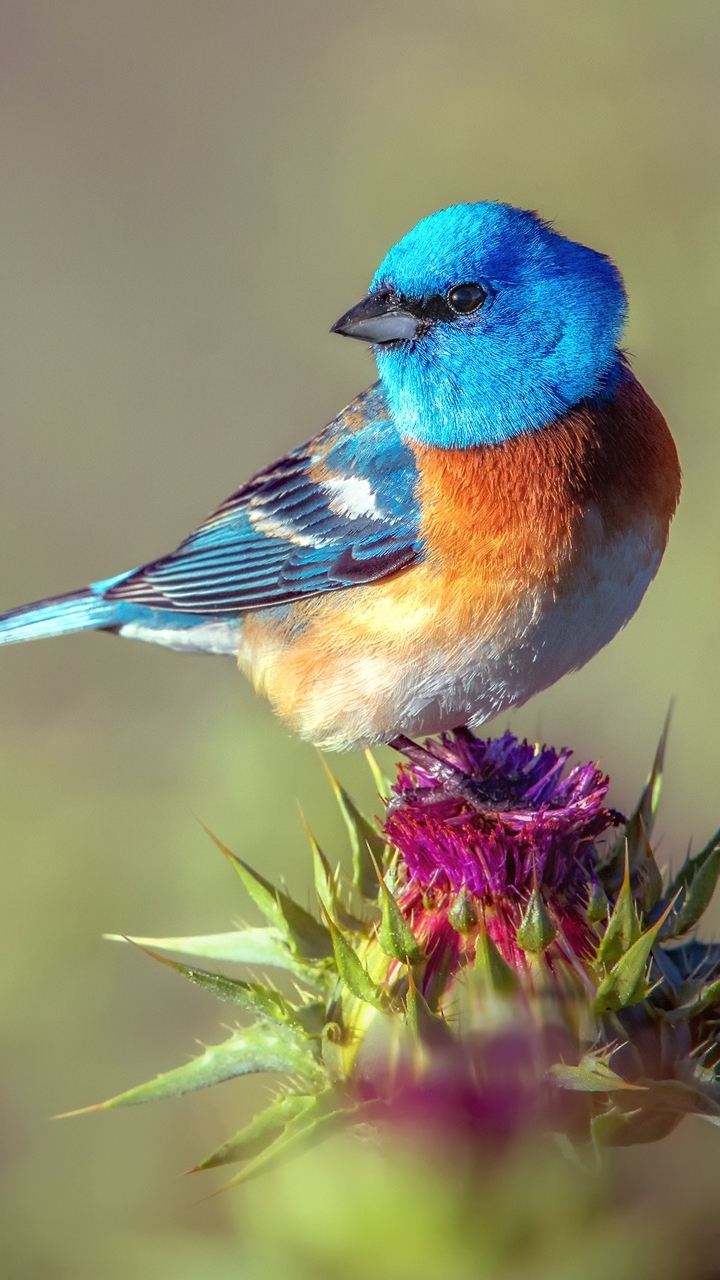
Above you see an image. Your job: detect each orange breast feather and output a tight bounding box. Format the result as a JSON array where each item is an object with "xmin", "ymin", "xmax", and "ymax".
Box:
[
  {"xmin": 416, "ymin": 371, "xmax": 680, "ymax": 608},
  {"xmin": 239, "ymin": 374, "xmax": 679, "ymax": 746}
]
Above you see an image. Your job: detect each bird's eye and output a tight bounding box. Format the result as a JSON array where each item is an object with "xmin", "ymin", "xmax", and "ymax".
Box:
[{"xmin": 446, "ymin": 282, "xmax": 487, "ymax": 315}]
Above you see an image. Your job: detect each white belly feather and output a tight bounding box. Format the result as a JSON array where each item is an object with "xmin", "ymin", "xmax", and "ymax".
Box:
[{"xmin": 260, "ymin": 515, "xmax": 665, "ymax": 751}]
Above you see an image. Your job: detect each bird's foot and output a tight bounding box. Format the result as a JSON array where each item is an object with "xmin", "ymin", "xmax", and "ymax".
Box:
[{"xmin": 387, "ymin": 734, "xmax": 506, "ymax": 812}]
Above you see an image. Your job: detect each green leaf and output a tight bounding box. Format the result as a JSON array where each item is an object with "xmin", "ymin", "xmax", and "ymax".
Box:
[
  {"xmin": 405, "ymin": 970, "xmax": 452, "ymax": 1046},
  {"xmin": 590, "ymin": 1108, "xmax": 632, "ymax": 1146},
  {"xmin": 307, "ymin": 827, "xmax": 340, "ymax": 918},
  {"xmin": 629, "ymin": 824, "xmax": 664, "ymax": 915},
  {"xmin": 230, "ymin": 861, "xmax": 332, "ymax": 960},
  {"xmin": 626, "ymin": 712, "xmax": 669, "ymax": 843},
  {"xmin": 548, "ymin": 1055, "xmax": 640, "ymax": 1093},
  {"xmin": 593, "ymin": 911, "xmax": 668, "ymax": 1014},
  {"xmin": 58, "ymin": 1022, "xmax": 324, "ymax": 1115},
  {"xmin": 378, "ymin": 878, "xmax": 424, "ymax": 965},
  {"xmin": 129, "ymin": 943, "xmax": 296, "ymax": 1021},
  {"xmin": 601, "ymin": 1109, "xmax": 684, "ymax": 1146},
  {"xmin": 596, "ymin": 854, "xmax": 641, "ymax": 969},
  {"xmin": 586, "ymin": 881, "xmax": 609, "ymax": 923},
  {"xmin": 666, "ymin": 836, "xmax": 720, "ymax": 938},
  {"xmin": 202, "ymin": 825, "xmax": 332, "ymax": 960},
  {"xmin": 422, "ymin": 938, "xmax": 455, "ymax": 1013},
  {"xmin": 666, "ymin": 976, "xmax": 720, "ymax": 1024},
  {"xmin": 306, "ymin": 822, "xmax": 365, "ymax": 933},
  {"xmin": 324, "ymin": 913, "xmax": 388, "ymax": 1011},
  {"xmin": 516, "ymin": 886, "xmax": 556, "ymax": 953},
  {"xmin": 365, "ymin": 750, "xmax": 393, "ymax": 803},
  {"xmin": 323, "ymin": 762, "xmax": 385, "ymax": 900},
  {"xmin": 105, "ymin": 929, "xmax": 332, "ymax": 991},
  {"xmin": 666, "ymin": 826, "xmax": 720, "ymax": 900},
  {"xmin": 221, "ymin": 1099, "xmax": 361, "ymax": 1190},
  {"xmin": 631, "ymin": 1078, "xmax": 720, "ymax": 1119},
  {"xmin": 473, "ymin": 921, "xmax": 517, "ymax": 996},
  {"xmin": 192, "ymin": 1092, "xmax": 322, "ymax": 1170},
  {"xmin": 600, "ymin": 710, "xmax": 670, "ymax": 901},
  {"xmin": 448, "ymin": 890, "xmax": 478, "ymax": 934}
]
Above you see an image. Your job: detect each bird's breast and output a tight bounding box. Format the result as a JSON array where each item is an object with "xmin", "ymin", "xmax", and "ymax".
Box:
[
  {"xmin": 238, "ymin": 373, "xmax": 680, "ymax": 749},
  {"xmin": 413, "ymin": 369, "xmax": 680, "ymax": 600}
]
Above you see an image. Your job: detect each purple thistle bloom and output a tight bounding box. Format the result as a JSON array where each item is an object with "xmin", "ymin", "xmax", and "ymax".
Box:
[{"xmin": 384, "ymin": 729, "xmax": 622, "ymax": 975}]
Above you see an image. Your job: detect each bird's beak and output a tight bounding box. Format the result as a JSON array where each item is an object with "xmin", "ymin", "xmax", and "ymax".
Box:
[{"xmin": 331, "ymin": 292, "xmax": 419, "ymax": 344}]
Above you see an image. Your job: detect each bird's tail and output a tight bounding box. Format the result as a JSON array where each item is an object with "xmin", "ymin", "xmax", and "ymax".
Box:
[
  {"xmin": 0, "ymin": 577, "xmax": 242, "ymax": 656},
  {"xmin": 0, "ymin": 585, "xmax": 122, "ymax": 646}
]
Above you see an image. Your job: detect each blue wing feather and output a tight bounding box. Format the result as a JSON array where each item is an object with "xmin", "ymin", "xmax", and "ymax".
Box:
[{"xmin": 106, "ymin": 383, "xmax": 422, "ymax": 614}]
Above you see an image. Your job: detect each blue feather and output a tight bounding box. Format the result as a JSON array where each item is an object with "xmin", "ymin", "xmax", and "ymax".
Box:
[
  {"xmin": 0, "ymin": 573, "xmax": 240, "ymax": 654},
  {"xmin": 0, "ymin": 584, "xmax": 122, "ymax": 644},
  {"xmin": 0, "ymin": 384, "xmax": 422, "ymax": 649},
  {"xmin": 371, "ymin": 202, "xmax": 627, "ymax": 448},
  {"xmin": 104, "ymin": 382, "xmax": 421, "ymax": 613}
]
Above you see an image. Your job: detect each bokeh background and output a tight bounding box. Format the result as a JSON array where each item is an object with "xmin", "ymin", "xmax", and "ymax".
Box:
[{"xmin": 1, "ymin": 2, "xmax": 720, "ymax": 1275}]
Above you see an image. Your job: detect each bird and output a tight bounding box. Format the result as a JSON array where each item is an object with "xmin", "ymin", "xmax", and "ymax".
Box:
[{"xmin": 0, "ymin": 202, "xmax": 680, "ymax": 751}]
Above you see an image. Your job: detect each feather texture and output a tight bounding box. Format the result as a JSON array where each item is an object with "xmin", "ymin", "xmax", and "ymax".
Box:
[{"xmin": 105, "ymin": 384, "xmax": 421, "ymax": 613}]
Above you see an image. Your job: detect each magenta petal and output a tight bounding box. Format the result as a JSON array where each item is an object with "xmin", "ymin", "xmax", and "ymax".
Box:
[{"xmin": 386, "ymin": 730, "xmax": 621, "ymax": 908}]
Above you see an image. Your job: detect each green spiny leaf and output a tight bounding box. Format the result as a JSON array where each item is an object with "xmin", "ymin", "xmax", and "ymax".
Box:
[
  {"xmin": 307, "ymin": 826, "xmax": 340, "ymax": 918},
  {"xmin": 105, "ymin": 929, "xmax": 332, "ymax": 992},
  {"xmin": 630, "ymin": 1078, "xmax": 720, "ymax": 1119},
  {"xmin": 516, "ymin": 886, "xmax": 556, "ymax": 953},
  {"xmin": 666, "ymin": 826, "xmax": 720, "ymax": 900},
  {"xmin": 202, "ymin": 825, "xmax": 332, "ymax": 960},
  {"xmin": 548, "ymin": 1054, "xmax": 641, "ymax": 1093},
  {"xmin": 365, "ymin": 750, "xmax": 393, "ymax": 803},
  {"xmin": 586, "ymin": 881, "xmax": 609, "ymax": 923},
  {"xmin": 596, "ymin": 853, "xmax": 641, "ymax": 969},
  {"xmin": 630, "ymin": 822, "xmax": 664, "ymax": 915},
  {"xmin": 405, "ymin": 969, "xmax": 452, "ymax": 1046},
  {"xmin": 221, "ymin": 1099, "xmax": 362, "ymax": 1190},
  {"xmin": 58, "ymin": 1022, "xmax": 324, "ymax": 1114},
  {"xmin": 192, "ymin": 1091, "xmax": 323, "ymax": 1170},
  {"xmin": 602, "ymin": 1108, "xmax": 683, "ymax": 1146},
  {"xmin": 590, "ymin": 1107, "xmax": 631, "ymax": 1146},
  {"xmin": 323, "ymin": 912, "xmax": 388, "ymax": 1011},
  {"xmin": 666, "ymin": 836, "xmax": 720, "ymax": 938},
  {"xmin": 593, "ymin": 910, "xmax": 669, "ymax": 1014},
  {"xmin": 129, "ymin": 943, "xmax": 296, "ymax": 1021},
  {"xmin": 473, "ymin": 921, "xmax": 518, "ymax": 996},
  {"xmin": 600, "ymin": 709, "xmax": 670, "ymax": 897},
  {"xmin": 306, "ymin": 821, "xmax": 365, "ymax": 933},
  {"xmin": 448, "ymin": 890, "xmax": 478, "ymax": 934},
  {"xmin": 629, "ymin": 709, "xmax": 670, "ymax": 842},
  {"xmin": 422, "ymin": 938, "xmax": 455, "ymax": 1013},
  {"xmin": 322, "ymin": 761, "xmax": 385, "ymax": 900},
  {"xmin": 319, "ymin": 1021, "xmax": 345, "ymax": 1077},
  {"xmin": 378, "ymin": 878, "xmax": 424, "ymax": 965},
  {"xmin": 666, "ymin": 977, "xmax": 720, "ymax": 1024}
]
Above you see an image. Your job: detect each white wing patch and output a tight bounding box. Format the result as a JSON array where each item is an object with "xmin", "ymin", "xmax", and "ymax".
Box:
[
  {"xmin": 248, "ymin": 510, "xmax": 316, "ymax": 545},
  {"xmin": 322, "ymin": 474, "xmax": 381, "ymax": 520}
]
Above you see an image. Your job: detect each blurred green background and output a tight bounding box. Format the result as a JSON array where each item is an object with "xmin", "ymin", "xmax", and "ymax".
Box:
[{"xmin": 1, "ymin": 2, "xmax": 720, "ymax": 1275}]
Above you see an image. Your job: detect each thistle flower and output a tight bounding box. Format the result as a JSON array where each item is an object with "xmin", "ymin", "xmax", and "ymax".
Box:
[
  {"xmin": 71, "ymin": 721, "xmax": 720, "ymax": 1186},
  {"xmin": 385, "ymin": 728, "xmax": 620, "ymax": 983}
]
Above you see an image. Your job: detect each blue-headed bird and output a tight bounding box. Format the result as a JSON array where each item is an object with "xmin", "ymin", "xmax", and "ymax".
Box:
[{"xmin": 0, "ymin": 203, "xmax": 680, "ymax": 750}]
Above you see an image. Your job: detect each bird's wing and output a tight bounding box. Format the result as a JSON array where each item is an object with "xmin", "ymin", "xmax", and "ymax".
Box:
[{"xmin": 106, "ymin": 383, "xmax": 422, "ymax": 613}]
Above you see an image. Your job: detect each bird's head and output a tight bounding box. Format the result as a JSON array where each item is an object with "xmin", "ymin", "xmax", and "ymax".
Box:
[{"xmin": 332, "ymin": 203, "xmax": 627, "ymax": 448}]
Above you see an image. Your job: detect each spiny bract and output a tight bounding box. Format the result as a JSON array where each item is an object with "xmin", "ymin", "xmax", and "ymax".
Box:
[{"xmin": 78, "ymin": 720, "xmax": 720, "ymax": 1188}]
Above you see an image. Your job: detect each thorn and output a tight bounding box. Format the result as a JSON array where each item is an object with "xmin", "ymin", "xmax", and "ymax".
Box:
[
  {"xmin": 198, "ymin": 1182, "xmax": 231, "ymax": 1203},
  {"xmin": 52, "ymin": 1100, "xmax": 106, "ymax": 1119},
  {"xmin": 195, "ymin": 818, "xmax": 238, "ymax": 864}
]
